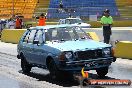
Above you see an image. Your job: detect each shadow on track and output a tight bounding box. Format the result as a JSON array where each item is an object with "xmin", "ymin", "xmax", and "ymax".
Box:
[{"xmin": 18, "ymin": 69, "xmax": 116, "ymax": 87}]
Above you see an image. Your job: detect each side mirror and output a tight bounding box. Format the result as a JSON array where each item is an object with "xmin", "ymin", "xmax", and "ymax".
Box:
[{"xmin": 33, "ymin": 40, "xmax": 39, "ymax": 44}]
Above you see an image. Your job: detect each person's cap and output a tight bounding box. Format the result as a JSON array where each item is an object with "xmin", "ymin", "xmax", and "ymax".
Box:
[
  {"xmin": 104, "ymin": 9, "xmax": 110, "ymax": 13},
  {"xmin": 40, "ymin": 13, "xmax": 44, "ymax": 16}
]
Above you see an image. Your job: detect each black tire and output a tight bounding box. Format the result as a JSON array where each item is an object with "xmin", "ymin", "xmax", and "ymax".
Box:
[
  {"xmin": 21, "ymin": 56, "xmax": 32, "ymax": 73},
  {"xmin": 48, "ymin": 59, "xmax": 61, "ymax": 79},
  {"xmin": 96, "ymin": 67, "xmax": 109, "ymax": 78}
]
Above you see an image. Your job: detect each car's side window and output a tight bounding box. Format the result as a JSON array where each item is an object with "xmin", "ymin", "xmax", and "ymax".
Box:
[
  {"xmin": 28, "ymin": 30, "xmax": 36, "ymax": 43},
  {"xmin": 34, "ymin": 30, "xmax": 43, "ymax": 44},
  {"xmin": 60, "ymin": 19, "xmax": 65, "ymax": 24},
  {"xmin": 66, "ymin": 19, "xmax": 70, "ymax": 24},
  {"xmin": 23, "ymin": 31, "xmax": 31, "ymax": 43},
  {"xmin": 44, "ymin": 29, "xmax": 51, "ymax": 42},
  {"xmin": 51, "ymin": 28, "xmax": 58, "ymax": 40},
  {"xmin": 44, "ymin": 29, "xmax": 53, "ymax": 42}
]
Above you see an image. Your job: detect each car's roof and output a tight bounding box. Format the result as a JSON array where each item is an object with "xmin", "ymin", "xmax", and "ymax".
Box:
[{"xmin": 29, "ymin": 24, "xmax": 75, "ymax": 30}]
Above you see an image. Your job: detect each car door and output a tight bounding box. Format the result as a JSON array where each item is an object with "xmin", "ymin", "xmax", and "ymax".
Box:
[
  {"xmin": 22, "ymin": 29, "xmax": 37, "ymax": 63},
  {"xmin": 32, "ymin": 29, "xmax": 47, "ymax": 65}
]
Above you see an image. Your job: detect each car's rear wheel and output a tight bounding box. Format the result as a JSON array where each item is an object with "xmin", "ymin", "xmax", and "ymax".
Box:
[
  {"xmin": 96, "ymin": 67, "xmax": 109, "ymax": 78},
  {"xmin": 21, "ymin": 56, "xmax": 32, "ymax": 73}
]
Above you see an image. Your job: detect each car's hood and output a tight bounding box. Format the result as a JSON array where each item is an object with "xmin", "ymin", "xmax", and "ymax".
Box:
[{"xmin": 47, "ymin": 40, "xmax": 111, "ymax": 51}]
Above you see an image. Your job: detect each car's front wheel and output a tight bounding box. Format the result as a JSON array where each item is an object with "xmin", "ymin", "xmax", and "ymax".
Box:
[
  {"xmin": 21, "ymin": 56, "xmax": 32, "ymax": 73},
  {"xmin": 96, "ymin": 67, "xmax": 109, "ymax": 78},
  {"xmin": 48, "ymin": 59, "xmax": 62, "ymax": 79}
]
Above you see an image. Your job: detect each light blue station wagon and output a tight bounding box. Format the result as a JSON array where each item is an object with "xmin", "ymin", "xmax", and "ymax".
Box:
[{"xmin": 17, "ymin": 24, "xmax": 116, "ymax": 79}]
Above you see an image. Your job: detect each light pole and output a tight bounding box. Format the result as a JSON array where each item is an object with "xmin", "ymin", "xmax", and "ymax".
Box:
[{"xmin": 12, "ymin": 0, "xmax": 14, "ymax": 18}]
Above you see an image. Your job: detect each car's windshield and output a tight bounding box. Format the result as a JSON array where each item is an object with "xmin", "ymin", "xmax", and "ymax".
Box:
[
  {"xmin": 45, "ymin": 26, "xmax": 91, "ymax": 41},
  {"xmin": 66, "ymin": 19, "xmax": 82, "ymax": 24}
]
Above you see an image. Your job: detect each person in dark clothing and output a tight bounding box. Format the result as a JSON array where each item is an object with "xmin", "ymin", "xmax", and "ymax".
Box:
[
  {"xmin": 59, "ymin": 2, "xmax": 63, "ymax": 8},
  {"xmin": 100, "ymin": 9, "xmax": 113, "ymax": 44},
  {"xmin": 58, "ymin": 1, "xmax": 65, "ymax": 13}
]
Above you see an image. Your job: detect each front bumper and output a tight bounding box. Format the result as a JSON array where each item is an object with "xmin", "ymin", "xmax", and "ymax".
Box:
[{"xmin": 58, "ymin": 57, "xmax": 115, "ymax": 72}]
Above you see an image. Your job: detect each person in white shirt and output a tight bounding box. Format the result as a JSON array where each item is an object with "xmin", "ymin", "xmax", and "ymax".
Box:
[{"xmin": 7, "ymin": 18, "xmax": 15, "ymax": 29}]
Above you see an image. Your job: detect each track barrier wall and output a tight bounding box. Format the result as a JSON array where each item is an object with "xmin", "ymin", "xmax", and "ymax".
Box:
[
  {"xmin": 1, "ymin": 29, "xmax": 26, "ymax": 44},
  {"xmin": 114, "ymin": 41, "xmax": 132, "ymax": 59},
  {"xmin": 87, "ymin": 32, "xmax": 100, "ymax": 41}
]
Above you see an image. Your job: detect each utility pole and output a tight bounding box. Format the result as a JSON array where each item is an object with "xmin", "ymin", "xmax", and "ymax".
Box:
[{"xmin": 12, "ymin": 0, "xmax": 14, "ymax": 17}]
